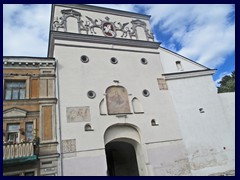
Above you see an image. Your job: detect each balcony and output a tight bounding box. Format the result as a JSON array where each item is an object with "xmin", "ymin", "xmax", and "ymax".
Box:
[{"xmin": 3, "ymin": 142, "xmax": 37, "ymax": 164}]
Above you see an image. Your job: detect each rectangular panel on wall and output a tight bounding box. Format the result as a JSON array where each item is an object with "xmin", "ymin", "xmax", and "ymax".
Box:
[
  {"xmin": 47, "ymin": 79, "xmax": 54, "ymax": 97},
  {"xmin": 66, "ymin": 107, "xmax": 91, "ymax": 122},
  {"xmin": 43, "ymin": 106, "xmax": 53, "ymax": 141},
  {"xmin": 40, "ymin": 79, "xmax": 47, "ymax": 97},
  {"xmin": 31, "ymin": 79, "xmax": 39, "ymax": 98}
]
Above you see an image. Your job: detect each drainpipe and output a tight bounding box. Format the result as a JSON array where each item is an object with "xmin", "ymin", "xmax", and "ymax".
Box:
[{"xmin": 56, "ymin": 59, "xmax": 64, "ymax": 176}]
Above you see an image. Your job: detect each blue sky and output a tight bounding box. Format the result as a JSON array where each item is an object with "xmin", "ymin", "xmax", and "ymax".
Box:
[{"xmin": 3, "ymin": 4, "xmax": 235, "ymax": 87}]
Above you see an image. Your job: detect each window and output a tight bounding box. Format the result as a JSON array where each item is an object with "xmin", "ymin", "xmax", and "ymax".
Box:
[
  {"xmin": 157, "ymin": 78, "xmax": 168, "ymax": 90},
  {"xmin": 110, "ymin": 57, "xmax": 118, "ymax": 64},
  {"xmin": 142, "ymin": 89, "xmax": 150, "ymax": 97},
  {"xmin": 7, "ymin": 124, "xmax": 20, "ymax": 143},
  {"xmin": 5, "ymin": 81, "xmax": 26, "ymax": 100},
  {"xmin": 25, "ymin": 122, "xmax": 34, "ymax": 141},
  {"xmin": 141, "ymin": 58, "xmax": 148, "ymax": 65},
  {"xmin": 87, "ymin": 90, "xmax": 96, "ymax": 99},
  {"xmin": 84, "ymin": 124, "xmax": 93, "ymax": 131},
  {"xmin": 81, "ymin": 55, "xmax": 89, "ymax": 63},
  {"xmin": 176, "ymin": 61, "xmax": 183, "ymax": 71}
]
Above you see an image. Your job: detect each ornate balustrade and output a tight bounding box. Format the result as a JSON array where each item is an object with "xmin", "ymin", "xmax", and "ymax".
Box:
[{"xmin": 3, "ymin": 142, "xmax": 36, "ymax": 161}]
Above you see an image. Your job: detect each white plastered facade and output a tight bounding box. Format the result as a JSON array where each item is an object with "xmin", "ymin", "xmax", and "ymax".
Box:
[{"xmin": 49, "ymin": 4, "xmax": 235, "ymax": 176}]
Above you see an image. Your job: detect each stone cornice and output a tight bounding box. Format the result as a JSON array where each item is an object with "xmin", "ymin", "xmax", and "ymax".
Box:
[
  {"xmin": 163, "ymin": 69, "xmax": 216, "ymax": 80},
  {"xmin": 3, "ymin": 57, "xmax": 56, "ymax": 68},
  {"xmin": 3, "ymin": 98, "xmax": 57, "ymax": 105},
  {"xmin": 54, "ymin": 4, "xmax": 151, "ymax": 20},
  {"xmin": 49, "ymin": 31, "xmax": 160, "ymax": 57},
  {"xmin": 3, "ymin": 73, "xmax": 55, "ymax": 78}
]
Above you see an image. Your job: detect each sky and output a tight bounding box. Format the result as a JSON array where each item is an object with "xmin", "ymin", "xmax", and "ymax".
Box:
[{"xmin": 3, "ymin": 4, "xmax": 235, "ymax": 87}]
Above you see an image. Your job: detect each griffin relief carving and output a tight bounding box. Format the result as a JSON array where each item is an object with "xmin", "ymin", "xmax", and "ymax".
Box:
[
  {"xmin": 85, "ymin": 16, "xmax": 102, "ymax": 34},
  {"xmin": 115, "ymin": 22, "xmax": 130, "ymax": 38},
  {"xmin": 52, "ymin": 17, "xmax": 65, "ymax": 31}
]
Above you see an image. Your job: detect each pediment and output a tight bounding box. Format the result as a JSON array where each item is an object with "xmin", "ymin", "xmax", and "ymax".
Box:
[
  {"xmin": 61, "ymin": 9, "xmax": 81, "ymax": 16},
  {"xmin": 3, "ymin": 108, "xmax": 27, "ymax": 118}
]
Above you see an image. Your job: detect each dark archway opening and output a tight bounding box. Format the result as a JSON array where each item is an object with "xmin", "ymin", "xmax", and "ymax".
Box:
[{"xmin": 105, "ymin": 141, "xmax": 139, "ymax": 176}]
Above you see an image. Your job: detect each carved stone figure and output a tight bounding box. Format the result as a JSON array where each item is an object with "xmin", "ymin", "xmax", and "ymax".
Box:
[
  {"xmin": 85, "ymin": 16, "xmax": 101, "ymax": 34},
  {"xmin": 52, "ymin": 17, "xmax": 65, "ymax": 31},
  {"xmin": 116, "ymin": 22, "xmax": 130, "ymax": 38},
  {"xmin": 52, "ymin": 9, "xmax": 154, "ymax": 41},
  {"xmin": 146, "ymin": 29, "xmax": 154, "ymax": 41}
]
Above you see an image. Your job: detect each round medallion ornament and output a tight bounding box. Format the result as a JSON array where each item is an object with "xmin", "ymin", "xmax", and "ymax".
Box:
[{"xmin": 102, "ymin": 22, "xmax": 116, "ymax": 37}]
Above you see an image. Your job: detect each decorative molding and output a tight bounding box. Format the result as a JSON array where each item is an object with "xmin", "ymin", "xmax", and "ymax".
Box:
[
  {"xmin": 54, "ymin": 4, "xmax": 151, "ymax": 20},
  {"xmin": 163, "ymin": 69, "xmax": 216, "ymax": 80},
  {"xmin": 53, "ymin": 43, "xmax": 160, "ymax": 55},
  {"xmin": 3, "ymin": 58, "xmax": 56, "ymax": 68},
  {"xmin": 52, "ymin": 7, "xmax": 154, "ymax": 41},
  {"xmin": 50, "ymin": 31, "xmax": 160, "ymax": 49},
  {"xmin": 3, "ymin": 108, "xmax": 27, "ymax": 118}
]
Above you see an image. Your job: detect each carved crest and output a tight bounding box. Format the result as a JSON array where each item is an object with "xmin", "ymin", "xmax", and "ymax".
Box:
[{"xmin": 102, "ymin": 22, "xmax": 116, "ymax": 37}]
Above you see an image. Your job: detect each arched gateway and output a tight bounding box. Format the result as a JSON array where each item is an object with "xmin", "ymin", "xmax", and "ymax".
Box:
[{"xmin": 104, "ymin": 124, "xmax": 148, "ymax": 176}]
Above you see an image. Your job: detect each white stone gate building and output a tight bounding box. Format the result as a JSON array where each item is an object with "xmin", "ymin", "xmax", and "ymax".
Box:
[{"xmin": 4, "ymin": 4, "xmax": 234, "ymax": 176}]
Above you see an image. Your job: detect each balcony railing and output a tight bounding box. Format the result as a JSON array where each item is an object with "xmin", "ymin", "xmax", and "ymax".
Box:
[{"xmin": 3, "ymin": 142, "xmax": 37, "ymax": 163}]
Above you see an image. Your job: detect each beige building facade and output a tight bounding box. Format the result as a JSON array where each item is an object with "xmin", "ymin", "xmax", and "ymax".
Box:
[{"xmin": 3, "ymin": 57, "xmax": 59, "ymax": 176}]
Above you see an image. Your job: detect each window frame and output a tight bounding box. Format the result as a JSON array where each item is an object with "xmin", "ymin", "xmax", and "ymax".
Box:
[
  {"xmin": 176, "ymin": 61, "xmax": 183, "ymax": 71},
  {"xmin": 6, "ymin": 123, "xmax": 20, "ymax": 143},
  {"xmin": 3, "ymin": 76, "xmax": 30, "ymax": 100},
  {"xmin": 5, "ymin": 80, "xmax": 26, "ymax": 100},
  {"xmin": 4, "ymin": 119, "xmax": 36, "ymax": 143},
  {"xmin": 25, "ymin": 122, "xmax": 34, "ymax": 142}
]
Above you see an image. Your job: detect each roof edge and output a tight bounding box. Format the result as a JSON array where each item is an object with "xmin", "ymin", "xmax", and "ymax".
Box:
[
  {"xmin": 3, "ymin": 56, "xmax": 55, "ymax": 60},
  {"xmin": 159, "ymin": 46, "xmax": 210, "ymax": 70},
  {"xmin": 54, "ymin": 4, "xmax": 151, "ymax": 20}
]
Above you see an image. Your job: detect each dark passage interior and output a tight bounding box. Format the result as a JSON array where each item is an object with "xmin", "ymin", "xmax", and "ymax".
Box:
[{"xmin": 105, "ymin": 141, "xmax": 139, "ymax": 176}]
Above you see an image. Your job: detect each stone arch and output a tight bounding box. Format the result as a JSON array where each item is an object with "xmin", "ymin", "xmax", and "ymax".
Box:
[
  {"xmin": 132, "ymin": 97, "xmax": 144, "ymax": 114},
  {"xmin": 104, "ymin": 124, "xmax": 148, "ymax": 176},
  {"xmin": 61, "ymin": 9, "xmax": 82, "ymax": 33},
  {"xmin": 105, "ymin": 86, "xmax": 131, "ymax": 115},
  {"xmin": 104, "ymin": 124, "xmax": 141, "ymax": 145}
]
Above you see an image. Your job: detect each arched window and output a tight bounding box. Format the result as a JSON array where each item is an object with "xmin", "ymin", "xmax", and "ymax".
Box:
[
  {"xmin": 132, "ymin": 97, "xmax": 144, "ymax": 113},
  {"xmin": 85, "ymin": 124, "xmax": 93, "ymax": 131}
]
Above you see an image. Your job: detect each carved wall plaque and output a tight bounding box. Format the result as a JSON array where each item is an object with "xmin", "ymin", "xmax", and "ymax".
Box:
[
  {"xmin": 62, "ymin": 139, "xmax": 76, "ymax": 153},
  {"xmin": 66, "ymin": 106, "xmax": 91, "ymax": 122},
  {"xmin": 106, "ymin": 86, "xmax": 131, "ymax": 115}
]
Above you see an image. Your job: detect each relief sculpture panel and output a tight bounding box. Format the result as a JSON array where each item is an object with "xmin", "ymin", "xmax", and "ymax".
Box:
[
  {"xmin": 52, "ymin": 8, "xmax": 154, "ymax": 41},
  {"xmin": 106, "ymin": 86, "xmax": 131, "ymax": 115},
  {"xmin": 66, "ymin": 106, "xmax": 91, "ymax": 122},
  {"xmin": 62, "ymin": 139, "xmax": 76, "ymax": 153}
]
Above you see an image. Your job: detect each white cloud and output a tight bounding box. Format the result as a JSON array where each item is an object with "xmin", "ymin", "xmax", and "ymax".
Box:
[
  {"xmin": 140, "ymin": 4, "xmax": 235, "ymax": 69},
  {"xmin": 3, "ymin": 4, "xmax": 235, "ymax": 71},
  {"xmin": 3, "ymin": 4, "xmax": 51, "ymax": 57}
]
